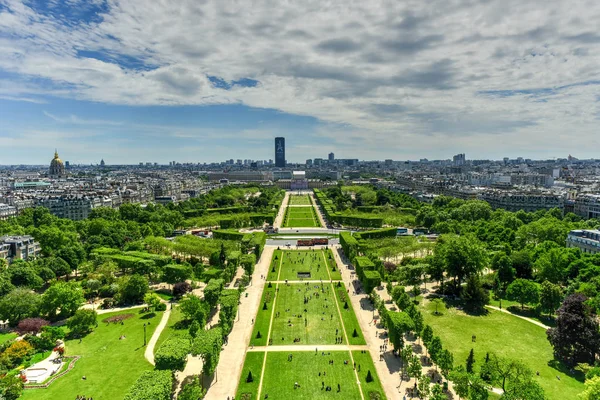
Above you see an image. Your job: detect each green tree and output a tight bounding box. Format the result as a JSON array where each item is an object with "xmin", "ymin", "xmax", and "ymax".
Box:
[
  {"xmin": 422, "ymin": 324, "xmax": 434, "ymax": 356},
  {"xmin": 144, "ymin": 292, "xmax": 162, "ymax": 311},
  {"xmin": 438, "ymin": 349, "xmax": 454, "ymax": 378},
  {"xmin": 41, "ymin": 281, "xmax": 84, "ymax": 320},
  {"xmin": 539, "ymin": 280, "xmax": 563, "ymax": 316},
  {"xmin": 506, "ymin": 279, "xmax": 540, "ymax": 310},
  {"xmin": 493, "ymin": 252, "xmax": 516, "ymax": 289},
  {"xmin": 579, "ymin": 376, "xmax": 600, "ymax": 400},
  {"xmin": 430, "ymin": 383, "xmax": 445, "ymax": 400},
  {"xmin": 188, "ymin": 320, "xmax": 201, "ymax": 338},
  {"xmin": 408, "ymin": 354, "xmax": 422, "ymax": 384},
  {"xmin": 0, "ymin": 373, "xmax": 25, "ymax": 400},
  {"xmin": 180, "ymin": 294, "xmax": 210, "ymax": 326},
  {"xmin": 0, "ymin": 288, "xmax": 42, "ymax": 326},
  {"xmin": 429, "ymin": 336, "xmax": 443, "ymax": 366},
  {"xmin": 418, "ymin": 374, "xmax": 431, "ymax": 399},
  {"xmin": 178, "ymin": 376, "xmax": 205, "ymax": 400},
  {"xmin": 466, "ymin": 348, "xmax": 476, "ymax": 373},
  {"xmin": 48, "ymin": 256, "xmax": 72, "ymax": 279},
  {"xmin": 119, "ymin": 274, "xmax": 149, "ymax": 304},
  {"xmin": 462, "ymin": 275, "xmax": 489, "ymax": 312},
  {"xmin": 67, "ymin": 309, "xmax": 98, "ymax": 337},
  {"xmin": 433, "ymin": 234, "xmax": 488, "ymax": 291}
]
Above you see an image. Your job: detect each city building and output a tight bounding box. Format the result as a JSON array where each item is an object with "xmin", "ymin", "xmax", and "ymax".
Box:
[
  {"xmin": 49, "ymin": 150, "xmax": 65, "ymax": 177},
  {"xmin": 574, "ymin": 194, "xmax": 600, "ymax": 220},
  {"xmin": 328, "ymin": 152, "xmax": 335, "ymax": 161},
  {"xmin": 453, "ymin": 153, "xmax": 466, "ymax": 166},
  {"xmin": 0, "ymin": 235, "xmax": 41, "ymax": 262},
  {"xmin": 275, "ymin": 137, "xmax": 285, "ymax": 167},
  {"xmin": 567, "ymin": 229, "xmax": 600, "ymax": 254},
  {"xmin": 0, "ymin": 204, "xmax": 17, "ymax": 220}
]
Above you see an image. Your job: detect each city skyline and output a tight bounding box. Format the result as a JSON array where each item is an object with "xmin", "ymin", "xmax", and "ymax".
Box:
[{"xmin": 2, "ymin": 1, "xmax": 600, "ymax": 164}]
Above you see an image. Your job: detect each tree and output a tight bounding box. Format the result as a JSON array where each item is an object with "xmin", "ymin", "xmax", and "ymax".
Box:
[
  {"xmin": 422, "ymin": 325, "xmax": 434, "ymax": 347},
  {"xmin": 119, "ymin": 274, "xmax": 149, "ymax": 304},
  {"xmin": 493, "ymin": 252, "xmax": 516, "ymax": 289},
  {"xmin": 486, "ymin": 353, "xmax": 543, "ymax": 399},
  {"xmin": 433, "ymin": 234, "xmax": 488, "ymax": 291},
  {"xmin": 155, "ymin": 337, "xmax": 190, "ymax": 371},
  {"xmin": 429, "ymin": 336, "xmax": 443, "ymax": 365},
  {"xmin": 579, "ymin": 376, "xmax": 600, "ymax": 400},
  {"xmin": 430, "ymin": 384, "xmax": 445, "ymax": 400},
  {"xmin": 547, "ymin": 293, "xmax": 600, "ymax": 366},
  {"xmin": 41, "ymin": 281, "xmax": 84, "ymax": 320},
  {"xmin": 178, "ymin": 376, "xmax": 205, "ymax": 400},
  {"xmin": 204, "ymin": 279, "xmax": 224, "ymax": 309},
  {"xmin": 162, "ymin": 264, "xmax": 192, "ymax": 286},
  {"xmin": 418, "ymin": 374, "xmax": 431, "ymax": 399},
  {"xmin": 48, "ymin": 256, "xmax": 73, "ymax": 278},
  {"xmin": 173, "ymin": 281, "xmax": 192, "ymax": 298},
  {"xmin": 17, "ymin": 317, "xmax": 49, "ymax": 334},
  {"xmin": 180, "ymin": 294, "xmax": 210, "ymax": 325},
  {"xmin": 438, "ymin": 349, "xmax": 454, "ymax": 378},
  {"xmin": 539, "ymin": 280, "xmax": 563, "ymax": 316},
  {"xmin": 144, "ymin": 292, "xmax": 162, "ymax": 311},
  {"xmin": 0, "ymin": 373, "xmax": 25, "ymax": 400},
  {"xmin": 391, "ymin": 285, "xmax": 406, "ymax": 304},
  {"xmin": 0, "ymin": 288, "xmax": 42, "ymax": 326},
  {"xmin": 412, "ymin": 311, "xmax": 424, "ymax": 344},
  {"xmin": 386, "ymin": 311, "xmax": 414, "ymax": 350},
  {"xmin": 506, "ymin": 279, "xmax": 540, "ymax": 310},
  {"xmin": 366, "ymin": 370, "xmax": 374, "ymax": 383},
  {"xmin": 67, "ymin": 309, "xmax": 97, "ymax": 337},
  {"xmin": 462, "ymin": 275, "xmax": 488, "ymax": 312},
  {"xmin": 189, "ymin": 320, "xmax": 200, "ymax": 338},
  {"xmin": 408, "ymin": 355, "xmax": 422, "ymax": 384},
  {"xmin": 431, "ymin": 298, "xmax": 445, "ymax": 315},
  {"xmin": 466, "ymin": 348, "xmax": 476, "ymax": 373}
]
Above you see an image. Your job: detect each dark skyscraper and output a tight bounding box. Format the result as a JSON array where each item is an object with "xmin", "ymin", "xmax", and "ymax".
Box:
[
  {"xmin": 275, "ymin": 137, "xmax": 285, "ymax": 167},
  {"xmin": 328, "ymin": 152, "xmax": 334, "ymax": 161}
]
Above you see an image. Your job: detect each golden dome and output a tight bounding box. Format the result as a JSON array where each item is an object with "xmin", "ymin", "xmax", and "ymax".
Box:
[{"xmin": 49, "ymin": 149, "xmax": 65, "ymax": 176}]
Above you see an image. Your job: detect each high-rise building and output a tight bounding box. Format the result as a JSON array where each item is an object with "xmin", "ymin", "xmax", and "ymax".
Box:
[
  {"xmin": 328, "ymin": 152, "xmax": 334, "ymax": 161},
  {"xmin": 275, "ymin": 137, "xmax": 285, "ymax": 167},
  {"xmin": 453, "ymin": 153, "xmax": 466, "ymax": 166}
]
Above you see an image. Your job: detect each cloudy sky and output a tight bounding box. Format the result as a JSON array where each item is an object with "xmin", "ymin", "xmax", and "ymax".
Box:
[{"xmin": 1, "ymin": 0, "xmax": 600, "ymax": 164}]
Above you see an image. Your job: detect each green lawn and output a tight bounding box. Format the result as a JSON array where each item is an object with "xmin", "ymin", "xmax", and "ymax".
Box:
[
  {"xmin": 271, "ymin": 283, "xmax": 344, "ymax": 346},
  {"xmin": 0, "ymin": 332, "xmax": 17, "ymax": 346},
  {"xmin": 261, "ymin": 351, "xmax": 362, "ymax": 400},
  {"xmin": 251, "ymin": 286, "xmax": 276, "ymax": 346},
  {"xmin": 266, "ymin": 250, "xmax": 283, "ymax": 281},
  {"xmin": 288, "ymin": 195, "xmax": 313, "ymax": 205},
  {"xmin": 488, "ymin": 297, "xmax": 556, "ymax": 327},
  {"xmin": 351, "ymin": 350, "xmax": 386, "ymax": 399},
  {"xmin": 154, "ymin": 305, "xmax": 188, "ymax": 353},
  {"xmin": 419, "ymin": 299, "xmax": 583, "ymax": 400},
  {"xmin": 325, "ymin": 250, "xmax": 342, "ymax": 280},
  {"xmin": 333, "ymin": 284, "xmax": 366, "ymax": 345},
  {"xmin": 235, "ymin": 351, "xmax": 265, "ymax": 400},
  {"xmin": 153, "ymin": 289, "xmax": 174, "ymax": 301},
  {"xmin": 22, "ymin": 310, "xmax": 163, "ymax": 400},
  {"xmin": 274, "ymin": 250, "xmax": 334, "ymax": 281},
  {"xmin": 284, "ymin": 206, "xmax": 320, "ymax": 228}
]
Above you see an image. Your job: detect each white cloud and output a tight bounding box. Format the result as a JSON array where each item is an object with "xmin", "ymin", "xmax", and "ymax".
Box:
[{"xmin": 1, "ymin": 0, "xmax": 600, "ymax": 159}]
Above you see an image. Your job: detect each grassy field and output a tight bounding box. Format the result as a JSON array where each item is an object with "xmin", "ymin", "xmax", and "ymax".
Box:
[
  {"xmin": 251, "ymin": 285, "xmax": 276, "ymax": 347},
  {"xmin": 419, "ymin": 299, "xmax": 583, "ymax": 400},
  {"xmin": 288, "ymin": 195, "xmax": 313, "ymax": 205},
  {"xmin": 261, "ymin": 351, "xmax": 362, "ymax": 400},
  {"xmin": 154, "ymin": 305, "xmax": 188, "ymax": 353},
  {"xmin": 333, "ymin": 284, "xmax": 366, "ymax": 345},
  {"xmin": 271, "ymin": 283, "xmax": 344, "ymax": 346},
  {"xmin": 488, "ymin": 296, "xmax": 556, "ymax": 327},
  {"xmin": 236, "ymin": 351, "xmax": 265, "ymax": 400},
  {"xmin": 0, "ymin": 332, "xmax": 17, "ymax": 346},
  {"xmin": 351, "ymin": 350, "xmax": 386, "ymax": 399},
  {"xmin": 284, "ymin": 206, "xmax": 320, "ymax": 228},
  {"xmin": 22, "ymin": 310, "xmax": 163, "ymax": 400},
  {"xmin": 275, "ymin": 250, "xmax": 333, "ymax": 281}
]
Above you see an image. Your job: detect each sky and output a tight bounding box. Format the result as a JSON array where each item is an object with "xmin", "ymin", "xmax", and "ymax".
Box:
[{"xmin": 1, "ymin": 0, "xmax": 600, "ymax": 165}]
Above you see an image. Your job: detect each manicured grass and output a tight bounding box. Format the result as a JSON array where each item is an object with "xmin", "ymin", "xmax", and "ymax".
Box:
[
  {"xmin": 251, "ymin": 286, "xmax": 276, "ymax": 346},
  {"xmin": 154, "ymin": 305, "xmax": 188, "ymax": 353},
  {"xmin": 288, "ymin": 195, "xmax": 313, "ymax": 205},
  {"xmin": 275, "ymin": 250, "xmax": 332, "ymax": 281},
  {"xmin": 0, "ymin": 332, "xmax": 17, "ymax": 346},
  {"xmin": 325, "ymin": 249, "xmax": 342, "ymax": 280},
  {"xmin": 266, "ymin": 250, "xmax": 283, "ymax": 281},
  {"xmin": 153, "ymin": 289, "xmax": 174, "ymax": 301},
  {"xmin": 333, "ymin": 283, "xmax": 366, "ymax": 345},
  {"xmin": 419, "ymin": 299, "xmax": 583, "ymax": 400},
  {"xmin": 261, "ymin": 351, "xmax": 362, "ymax": 399},
  {"xmin": 284, "ymin": 206, "xmax": 320, "ymax": 228},
  {"xmin": 488, "ymin": 297, "xmax": 556, "ymax": 327},
  {"xmin": 352, "ymin": 350, "xmax": 386, "ymax": 399},
  {"xmin": 21, "ymin": 310, "xmax": 163, "ymax": 400},
  {"xmin": 235, "ymin": 351, "xmax": 265, "ymax": 400},
  {"xmin": 271, "ymin": 283, "xmax": 344, "ymax": 346}
]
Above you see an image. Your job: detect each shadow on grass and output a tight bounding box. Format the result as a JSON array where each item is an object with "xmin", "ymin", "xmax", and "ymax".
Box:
[
  {"xmin": 505, "ymin": 306, "xmax": 556, "ymax": 328},
  {"xmin": 140, "ymin": 312, "xmax": 157, "ymax": 320},
  {"xmin": 547, "ymin": 359, "xmax": 585, "ymax": 383}
]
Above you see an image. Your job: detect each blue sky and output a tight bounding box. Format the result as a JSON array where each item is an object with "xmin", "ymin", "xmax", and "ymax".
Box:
[{"xmin": 1, "ymin": 0, "xmax": 600, "ymax": 164}]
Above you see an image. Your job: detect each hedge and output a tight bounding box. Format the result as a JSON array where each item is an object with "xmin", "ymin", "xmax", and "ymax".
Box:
[
  {"xmin": 204, "ymin": 279, "xmax": 225, "ymax": 308},
  {"xmin": 206, "ymin": 206, "xmax": 249, "ymax": 214},
  {"xmin": 123, "ymin": 370, "xmax": 173, "ymax": 400},
  {"xmin": 219, "ymin": 290, "xmax": 240, "ymax": 336},
  {"xmin": 212, "ymin": 230, "xmax": 245, "ymax": 241},
  {"xmin": 240, "ymin": 254, "xmax": 257, "ymax": 275},
  {"xmin": 339, "ymin": 232, "xmax": 359, "ymax": 261},
  {"xmin": 362, "ymin": 270, "xmax": 382, "ymax": 294},
  {"xmin": 354, "ymin": 227, "xmax": 397, "ymax": 240},
  {"xmin": 154, "ymin": 337, "xmax": 191, "ymax": 371}
]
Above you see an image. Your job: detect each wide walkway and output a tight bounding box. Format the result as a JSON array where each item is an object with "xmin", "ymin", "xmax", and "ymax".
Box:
[
  {"xmin": 204, "ymin": 246, "xmax": 274, "ymax": 400},
  {"xmin": 144, "ymin": 307, "xmax": 171, "ymax": 365},
  {"xmin": 247, "ymin": 344, "xmax": 369, "ymax": 352},
  {"xmin": 273, "ymin": 192, "xmax": 290, "ymax": 229}
]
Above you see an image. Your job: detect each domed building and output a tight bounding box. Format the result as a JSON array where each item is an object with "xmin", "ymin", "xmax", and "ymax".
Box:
[{"xmin": 49, "ymin": 150, "xmax": 65, "ymax": 177}]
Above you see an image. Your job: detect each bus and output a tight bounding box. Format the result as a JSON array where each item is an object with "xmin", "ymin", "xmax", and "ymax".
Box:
[{"xmin": 396, "ymin": 227, "xmax": 409, "ymax": 236}]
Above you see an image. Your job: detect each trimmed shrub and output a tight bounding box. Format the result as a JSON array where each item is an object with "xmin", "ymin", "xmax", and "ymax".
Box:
[
  {"xmin": 246, "ymin": 371, "xmax": 254, "ymax": 383},
  {"xmin": 366, "ymin": 370, "xmax": 374, "ymax": 383},
  {"xmin": 123, "ymin": 370, "xmax": 173, "ymax": 400},
  {"xmin": 352, "ymin": 328, "xmax": 359, "ymax": 338},
  {"xmin": 17, "ymin": 318, "xmax": 49, "ymax": 334},
  {"xmin": 155, "ymin": 337, "xmax": 191, "ymax": 371}
]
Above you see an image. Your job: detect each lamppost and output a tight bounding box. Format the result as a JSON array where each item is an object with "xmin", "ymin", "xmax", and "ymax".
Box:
[{"xmin": 143, "ymin": 323, "xmax": 147, "ymax": 346}]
